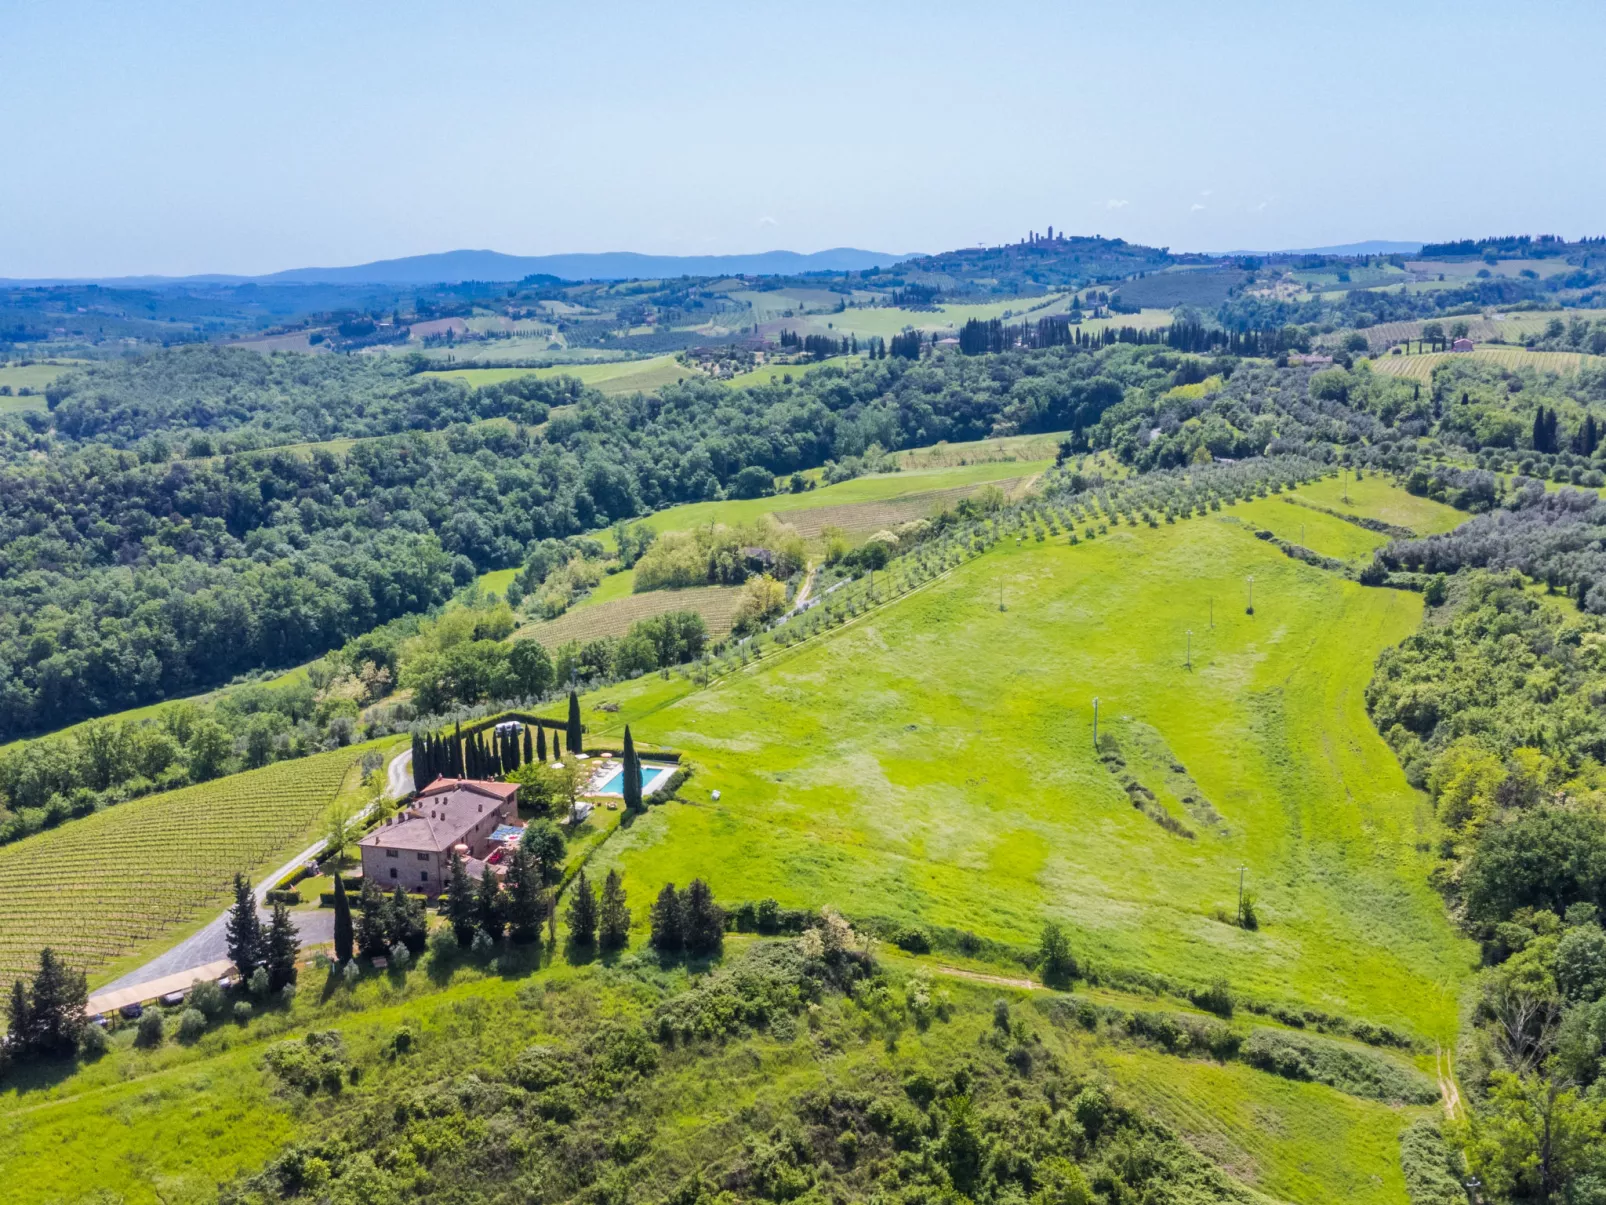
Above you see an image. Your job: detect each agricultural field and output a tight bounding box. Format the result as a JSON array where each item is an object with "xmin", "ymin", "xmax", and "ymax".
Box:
[
  {"xmin": 1352, "ymin": 310, "xmax": 1587, "ymax": 351},
  {"xmin": 0, "ymin": 359, "xmax": 81, "ymax": 411},
  {"xmin": 424, "ymin": 352, "xmax": 694, "ymax": 396},
  {"xmin": 1370, "ymin": 345, "xmax": 1599, "ymax": 382},
  {"xmin": 516, "ymin": 583, "xmax": 745, "ymax": 645},
  {"xmin": 622, "ymin": 461, "xmax": 1046, "ymax": 541},
  {"xmin": 1406, "ymin": 257, "xmax": 1579, "ymax": 279},
  {"xmin": 0, "ymin": 745, "xmax": 378, "ymax": 996},
  {"xmin": 1289, "ymin": 472, "xmax": 1466, "ymax": 535},
  {"xmin": 580, "ymin": 487, "xmax": 1474, "ymax": 1041},
  {"xmin": 893, "ymin": 430, "xmax": 1067, "ymax": 469}
]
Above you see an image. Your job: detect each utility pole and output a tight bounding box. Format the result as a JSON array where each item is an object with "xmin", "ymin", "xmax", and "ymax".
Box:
[
  {"xmin": 1186, "ymin": 629, "xmax": 1192, "ymax": 670},
  {"xmin": 1237, "ymin": 866, "xmax": 1247, "ymax": 923},
  {"xmin": 1092, "ymin": 697, "xmax": 1100, "ymax": 750},
  {"xmin": 1246, "ymin": 574, "xmax": 1254, "ymax": 614},
  {"xmin": 1209, "ymin": 597, "xmax": 1214, "ymax": 629},
  {"xmin": 999, "ymin": 577, "xmax": 1005, "ymax": 612}
]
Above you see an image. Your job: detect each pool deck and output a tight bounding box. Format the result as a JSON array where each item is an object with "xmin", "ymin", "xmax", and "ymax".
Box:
[{"xmin": 587, "ymin": 760, "xmax": 676, "ymax": 797}]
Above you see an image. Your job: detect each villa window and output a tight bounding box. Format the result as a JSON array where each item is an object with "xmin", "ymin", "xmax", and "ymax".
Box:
[
  {"xmin": 389, "ymin": 867, "xmax": 398, "ymax": 880},
  {"xmin": 419, "ymin": 870, "xmax": 428, "ymax": 883},
  {"xmin": 416, "ymin": 851, "xmax": 428, "ymax": 861},
  {"xmin": 386, "ymin": 849, "xmax": 398, "ymax": 858}
]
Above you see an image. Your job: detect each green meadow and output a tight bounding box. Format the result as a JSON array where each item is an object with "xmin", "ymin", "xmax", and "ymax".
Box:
[
  {"xmin": 580, "ymin": 503, "xmax": 1474, "ymax": 1041},
  {"xmin": 425, "ymin": 353, "xmax": 694, "ymax": 396}
]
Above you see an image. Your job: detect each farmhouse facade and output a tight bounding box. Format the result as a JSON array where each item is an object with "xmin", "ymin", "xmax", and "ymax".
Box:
[{"xmin": 358, "ymin": 777, "xmax": 519, "ymax": 896}]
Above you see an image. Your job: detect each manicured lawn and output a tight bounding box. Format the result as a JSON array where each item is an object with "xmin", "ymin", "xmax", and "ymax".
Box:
[{"xmin": 582, "ymin": 513, "xmax": 1473, "ymax": 1041}]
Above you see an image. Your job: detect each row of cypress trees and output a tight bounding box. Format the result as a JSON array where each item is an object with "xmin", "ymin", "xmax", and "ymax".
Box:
[{"xmin": 409, "ymin": 691, "xmax": 588, "ymax": 787}]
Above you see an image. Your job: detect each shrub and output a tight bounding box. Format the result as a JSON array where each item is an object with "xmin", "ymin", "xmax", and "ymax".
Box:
[
  {"xmin": 135, "ymin": 1010, "xmax": 164, "ymax": 1048},
  {"xmin": 390, "ymin": 941, "xmax": 411, "ymax": 969},
  {"xmin": 249, "ymin": 966, "xmax": 270, "ymax": 999},
  {"xmin": 342, "ymin": 959, "xmax": 360, "ymax": 988},
  {"xmin": 1189, "ymin": 978, "xmax": 1234, "ymax": 1018},
  {"xmin": 893, "ymin": 927, "xmax": 930, "ymax": 954},
  {"xmin": 233, "ymin": 1001, "xmax": 254, "ymax": 1023},
  {"xmin": 188, "ymin": 979, "xmax": 224, "ymax": 1017},
  {"xmin": 78, "ymin": 1023, "xmax": 109, "ymax": 1058},
  {"xmin": 177, "ymin": 1008, "xmax": 208, "ymax": 1043}
]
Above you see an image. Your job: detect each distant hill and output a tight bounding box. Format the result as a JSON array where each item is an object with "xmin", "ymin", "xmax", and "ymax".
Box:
[
  {"xmin": 1210, "ymin": 240, "xmax": 1424, "ymax": 257},
  {"xmin": 890, "ymin": 236, "xmax": 1175, "ymax": 296},
  {"xmin": 2, "ymin": 247, "xmax": 915, "ymax": 288}
]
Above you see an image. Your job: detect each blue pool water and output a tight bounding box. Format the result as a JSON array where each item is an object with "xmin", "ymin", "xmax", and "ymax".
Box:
[{"xmin": 597, "ymin": 764, "xmax": 663, "ymax": 794}]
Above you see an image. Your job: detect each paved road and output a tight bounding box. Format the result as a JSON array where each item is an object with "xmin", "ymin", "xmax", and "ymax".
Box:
[{"xmin": 100, "ymin": 745, "xmax": 411, "ymax": 994}]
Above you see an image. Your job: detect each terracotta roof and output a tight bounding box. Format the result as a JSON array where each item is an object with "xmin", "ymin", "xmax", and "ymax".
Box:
[
  {"xmin": 360, "ymin": 779, "xmax": 516, "ymax": 854},
  {"xmin": 416, "ymin": 777, "xmax": 520, "ymax": 802}
]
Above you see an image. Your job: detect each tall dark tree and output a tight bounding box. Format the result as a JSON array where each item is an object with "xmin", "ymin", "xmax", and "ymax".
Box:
[
  {"xmin": 264, "ymin": 901, "xmax": 299, "ymax": 990},
  {"xmin": 7, "ymin": 978, "xmax": 29, "ymax": 1051},
  {"xmin": 567, "ymin": 690, "xmax": 583, "ymax": 754},
  {"xmin": 523, "ymin": 726, "xmax": 534, "ymax": 766},
  {"xmin": 356, "ymin": 877, "xmax": 389, "ymax": 957},
  {"xmin": 332, "ymin": 872, "xmax": 354, "ymax": 964},
  {"xmin": 598, "ymin": 868, "xmax": 630, "ymax": 951},
  {"xmin": 622, "ymin": 725, "xmax": 643, "ymax": 812},
  {"xmin": 16, "ymin": 948, "xmax": 87, "ymax": 1055},
  {"xmin": 445, "ymin": 850, "xmax": 477, "ymax": 947},
  {"xmin": 683, "ymin": 878, "xmax": 724, "ymax": 957},
  {"xmin": 475, "ymin": 862, "xmax": 506, "ymax": 941},
  {"xmin": 386, "ymin": 885, "xmax": 427, "ymax": 953},
  {"xmin": 224, "ymin": 873, "xmax": 263, "ymax": 977},
  {"xmin": 566, "ymin": 869, "xmax": 598, "ymax": 945},
  {"xmin": 537, "ymin": 724, "xmax": 548, "ymax": 763},
  {"xmin": 649, "ymin": 883, "xmax": 685, "ymax": 954},
  {"xmin": 504, "ymin": 845, "xmax": 545, "ymax": 944},
  {"xmin": 553, "ymin": 729, "xmax": 563, "ymax": 757}
]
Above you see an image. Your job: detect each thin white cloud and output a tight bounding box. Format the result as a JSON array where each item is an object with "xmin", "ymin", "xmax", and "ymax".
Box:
[
  {"xmin": 756, "ymin": 215, "xmax": 778, "ymax": 228},
  {"xmin": 1200, "ymin": 189, "xmax": 1213, "ymax": 197},
  {"xmin": 1106, "ymin": 198, "xmax": 1128, "ymax": 209},
  {"xmin": 1251, "ymin": 200, "xmax": 1269, "ymax": 213},
  {"xmin": 1190, "ymin": 203, "xmax": 1207, "ymax": 212}
]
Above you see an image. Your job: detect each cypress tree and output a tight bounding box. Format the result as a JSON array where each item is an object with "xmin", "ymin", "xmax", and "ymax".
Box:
[
  {"xmin": 622, "ymin": 725, "xmax": 643, "ymax": 812},
  {"xmin": 567, "ymin": 690, "xmax": 583, "ymax": 754},
  {"xmin": 683, "ymin": 878, "xmax": 725, "ymax": 957},
  {"xmin": 474, "ymin": 863, "xmax": 506, "ymax": 941},
  {"xmin": 553, "ymin": 729, "xmax": 563, "ymax": 757},
  {"xmin": 7, "ymin": 978, "xmax": 29, "ymax": 1055},
  {"xmin": 386, "ymin": 886, "xmax": 426, "ymax": 953},
  {"xmin": 504, "ymin": 845, "xmax": 544, "ymax": 943},
  {"xmin": 224, "ymin": 873, "xmax": 263, "ymax": 977},
  {"xmin": 411, "ymin": 734, "xmax": 424, "ymax": 786},
  {"xmin": 537, "ymin": 725, "xmax": 548, "ymax": 762},
  {"xmin": 356, "ymin": 877, "xmax": 388, "ymax": 957},
  {"xmin": 333, "ymin": 872, "xmax": 354, "ymax": 964},
  {"xmin": 445, "ymin": 850, "xmax": 476, "ymax": 947},
  {"xmin": 566, "ymin": 870, "xmax": 598, "ymax": 945},
  {"xmin": 524, "ymin": 726, "xmax": 534, "ymax": 766},
  {"xmin": 598, "ymin": 868, "xmax": 630, "ymax": 950},
  {"xmin": 649, "ymin": 883, "xmax": 684, "ymax": 954},
  {"xmin": 265, "ymin": 901, "xmax": 299, "ymax": 990}
]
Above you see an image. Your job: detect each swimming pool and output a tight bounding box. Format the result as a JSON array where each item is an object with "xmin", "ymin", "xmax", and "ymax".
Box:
[{"xmin": 595, "ymin": 762, "xmax": 673, "ymax": 795}]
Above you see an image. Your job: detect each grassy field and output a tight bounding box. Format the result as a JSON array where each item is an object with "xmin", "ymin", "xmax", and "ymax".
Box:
[
  {"xmin": 516, "ymin": 583, "xmax": 745, "ymax": 645},
  {"xmin": 893, "ymin": 431, "xmax": 1067, "ymax": 469},
  {"xmin": 1370, "ymin": 346, "xmax": 1599, "ymax": 381},
  {"xmin": 0, "ymin": 745, "xmax": 379, "ymax": 996},
  {"xmin": 579, "ymin": 493, "xmax": 1473, "ymax": 1042},
  {"xmin": 622, "ymin": 462, "xmax": 1046, "ymax": 541},
  {"xmin": 769, "ymin": 300, "xmax": 1172, "ymax": 343},
  {"xmin": 0, "ymin": 360, "xmax": 82, "ymax": 412},
  {"xmin": 1290, "ymin": 474, "xmax": 1467, "ymax": 535},
  {"xmin": 475, "ymin": 566, "xmax": 519, "ymax": 599},
  {"xmin": 424, "ymin": 353, "xmax": 695, "ymax": 396}
]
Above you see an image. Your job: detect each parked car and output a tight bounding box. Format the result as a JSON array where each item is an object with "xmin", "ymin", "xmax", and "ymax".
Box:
[{"xmin": 119, "ymin": 1002, "xmax": 143, "ymax": 1020}]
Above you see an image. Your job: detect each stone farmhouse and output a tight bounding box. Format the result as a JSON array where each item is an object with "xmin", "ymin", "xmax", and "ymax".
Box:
[{"xmin": 358, "ymin": 778, "xmax": 519, "ymax": 896}]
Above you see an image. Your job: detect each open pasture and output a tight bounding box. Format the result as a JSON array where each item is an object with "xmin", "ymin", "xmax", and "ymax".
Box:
[
  {"xmin": 1370, "ymin": 345, "xmax": 1597, "ymax": 382},
  {"xmin": 585, "ymin": 510, "xmax": 1473, "ymax": 1041},
  {"xmin": 0, "ymin": 745, "xmax": 375, "ymax": 996}
]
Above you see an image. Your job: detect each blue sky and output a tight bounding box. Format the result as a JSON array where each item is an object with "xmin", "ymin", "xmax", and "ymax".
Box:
[{"xmin": 3, "ymin": 0, "xmax": 1603, "ymax": 276}]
